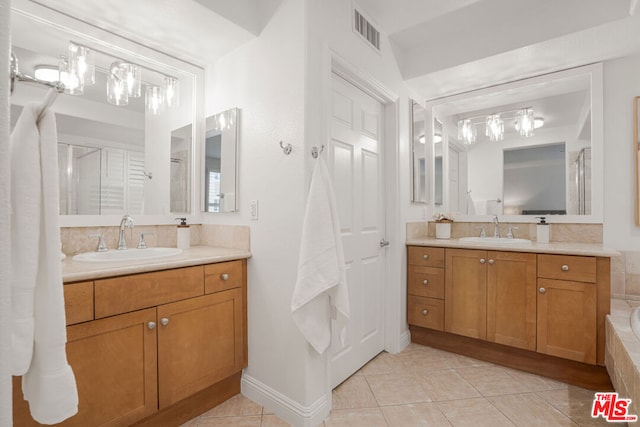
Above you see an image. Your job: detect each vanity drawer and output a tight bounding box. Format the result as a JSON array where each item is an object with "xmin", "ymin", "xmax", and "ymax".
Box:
[
  {"xmin": 94, "ymin": 266, "xmax": 204, "ymax": 318},
  {"xmin": 538, "ymin": 254, "xmax": 596, "ymax": 283},
  {"xmin": 408, "ymin": 296, "xmax": 444, "ymax": 331},
  {"xmin": 408, "ymin": 246, "xmax": 445, "ymax": 268},
  {"xmin": 408, "ymin": 266, "xmax": 444, "ymax": 299},
  {"xmin": 204, "ymin": 260, "xmax": 244, "ymax": 294},
  {"xmin": 64, "ymin": 281, "xmax": 94, "ymax": 325}
]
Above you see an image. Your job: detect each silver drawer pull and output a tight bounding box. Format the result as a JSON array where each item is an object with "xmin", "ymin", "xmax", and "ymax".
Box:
[
  {"xmin": 160, "ymin": 317, "xmax": 170, "ymax": 326},
  {"xmin": 423, "ymin": 279, "xmax": 429, "ymax": 285},
  {"xmin": 561, "ymin": 265, "xmax": 569, "ymax": 271},
  {"xmin": 539, "ymin": 287, "xmax": 546, "ymax": 294},
  {"xmin": 480, "ymin": 258, "xmax": 486, "ymax": 264},
  {"xmin": 422, "ymin": 309, "xmax": 429, "ymax": 316},
  {"xmin": 147, "ymin": 321, "xmax": 156, "ymax": 330},
  {"xmin": 423, "ymin": 254, "xmax": 429, "ymax": 260},
  {"xmin": 221, "ymin": 273, "xmax": 229, "ymax": 280}
]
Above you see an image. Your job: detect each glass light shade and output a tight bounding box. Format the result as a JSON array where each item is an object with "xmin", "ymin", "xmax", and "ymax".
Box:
[
  {"xmin": 107, "ymin": 63, "xmax": 128, "ymax": 106},
  {"xmin": 516, "ymin": 108, "xmax": 535, "ymax": 137},
  {"xmin": 486, "ymin": 114, "xmax": 504, "ymax": 142},
  {"xmin": 58, "ymin": 56, "xmax": 83, "ymax": 95},
  {"xmin": 534, "ymin": 117, "xmax": 544, "ymax": 129},
  {"xmin": 164, "ymin": 76, "xmax": 178, "ymax": 108},
  {"xmin": 457, "ymin": 119, "xmax": 477, "ymax": 144},
  {"xmin": 68, "ymin": 43, "xmax": 95, "ymax": 86},
  {"xmin": 146, "ymin": 85, "xmax": 165, "ymax": 115},
  {"xmin": 34, "ymin": 65, "xmax": 59, "ymax": 83},
  {"xmin": 120, "ymin": 63, "xmax": 141, "ymax": 98}
]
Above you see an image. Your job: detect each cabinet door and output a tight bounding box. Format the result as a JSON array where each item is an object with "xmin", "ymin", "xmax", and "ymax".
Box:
[
  {"xmin": 537, "ymin": 278, "xmax": 596, "ymax": 364},
  {"xmin": 486, "ymin": 251, "xmax": 537, "ymax": 351},
  {"xmin": 157, "ymin": 289, "xmax": 245, "ymax": 408},
  {"xmin": 445, "ymin": 248, "xmax": 487, "ymax": 339},
  {"xmin": 14, "ymin": 308, "xmax": 158, "ymax": 427}
]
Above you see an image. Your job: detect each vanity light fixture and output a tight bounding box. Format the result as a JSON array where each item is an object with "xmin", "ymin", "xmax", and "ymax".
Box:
[
  {"xmin": 145, "ymin": 85, "xmax": 165, "ymax": 115},
  {"xmin": 120, "ymin": 62, "xmax": 141, "ymax": 98},
  {"xmin": 458, "ymin": 118, "xmax": 477, "ymax": 144},
  {"xmin": 515, "ymin": 108, "xmax": 535, "ymax": 137},
  {"xmin": 164, "ymin": 76, "xmax": 178, "ymax": 108},
  {"xmin": 58, "ymin": 56, "xmax": 83, "ymax": 95},
  {"xmin": 107, "ymin": 62, "xmax": 129, "ymax": 106},
  {"xmin": 68, "ymin": 42, "xmax": 95, "ymax": 86},
  {"xmin": 486, "ymin": 114, "xmax": 504, "ymax": 141},
  {"xmin": 33, "ymin": 65, "xmax": 59, "ymax": 83}
]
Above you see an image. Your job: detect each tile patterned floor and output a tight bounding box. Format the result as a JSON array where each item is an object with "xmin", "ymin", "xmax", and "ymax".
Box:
[{"xmin": 182, "ymin": 343, "xmax": 616, "ymax": 426}]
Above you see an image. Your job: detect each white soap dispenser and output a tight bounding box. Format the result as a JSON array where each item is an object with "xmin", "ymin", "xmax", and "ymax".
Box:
[
  {"xmin": 176, "ymin": 217, "xmax": 190, "ymax": 250},
  {"xmin": 536, "ymin": 216, "xmax": 549, "ymax": 244}
]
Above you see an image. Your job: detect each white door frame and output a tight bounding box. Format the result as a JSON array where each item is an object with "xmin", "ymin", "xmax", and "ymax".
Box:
[{"xmin": 324, "ymin": 51, "xmax": 404, "ymax": 363}]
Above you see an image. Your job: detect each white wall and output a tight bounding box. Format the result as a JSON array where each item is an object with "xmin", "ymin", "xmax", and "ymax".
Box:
[{"xmin": 603, "ymin": 53, "xmax": 640, "ymax": 249}]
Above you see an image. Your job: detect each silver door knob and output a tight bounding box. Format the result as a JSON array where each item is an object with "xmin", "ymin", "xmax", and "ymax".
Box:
[
  {"xmin": 423, "ymin": 254, "xmax": 429, "ymax": 260},
  {"xmin": 539, "ymin": 287, "xmax": 546, "ymax": 294},
  {"xmin": 380, "ymin": 239, "xmax": 390, "ymax": 248},
  {"xmin": 147, "ymin": 321, "xmax": 156, "ymax": 330},
  {"xmin": 561, "ymin": 265, "xmax": 569, "ymax": 271},
  {"xmin": 160, "ymin": 317, "xmax": 169, "ymax": 326},
  {"xmin": 220, "ymin": 273, "xmax": 229, "ymax": 280},
  {"xmin": 423, "ymin": 279, "xmax": 429, "ymax": 285},
  {"xmin": 422, "ymin": 309, "xmax": 429, "ymax": 315},
  {"xmin": 488, "ymin": 259, "xmax": 495, "ymax": 265},
  {"xmin": 480, "ymin": 258, "xmax": 486, "ymax": 264}
]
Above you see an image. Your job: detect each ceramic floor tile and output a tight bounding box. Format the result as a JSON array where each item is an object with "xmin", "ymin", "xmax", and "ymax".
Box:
[
  {"xmin": 332, "ymin": 374, "xmax": 378, "ymax": 410},
  {"xmin": 366, "ymin": 373, "xmax": 431, "ymax": 406},
  {"xmin": 437, "ymin": 397, "xmax": 516, "ymax": 427},
  {"xmin": 503, "ymin": 368, "xmax": 570, "ymax": 392},
  {"xmin": 380, "ymin": 402, "xmax": 452, "ymax": 426},
  {"xmin": 179, "ymin": 419, "xmax": 199, "ymax": 427},
  {"xmin": 419, "ymin": 369, "xmax": 481, "ymax": 401},
  {"xmin": 444, "ymin": 353, "xmax": 494, "ymax": 369},
  {"xmin": 324, "ymin": 408, "xmax": 388, "ymax": 427},
  {"xmin": 399, "ymin": 352, "xmax": 453, "ymax": 375},
  {"xmin": 198, "ymin": 394, "xmax": 263, "ymax": 418},
  {"xmin": 260, "ymin": 414, "xmax": 292, "ymax": 426},
  {"xmin": 536, "ymin": 388, "xmax": 614, "ymax": 426},
  {"xmin": 195, "ymin": 415, "xmax": 262, "ymax": 426},
  {"xmin": 456, "ymin": 366, "xmax": 531, "ymax": 397},
  {"xmin": 488, "ymin": 393, "xmax": 578, "ymax": 426},
  {"xmin": 359, "ymin": 351, "xmax": 406, "ymax": 375}
]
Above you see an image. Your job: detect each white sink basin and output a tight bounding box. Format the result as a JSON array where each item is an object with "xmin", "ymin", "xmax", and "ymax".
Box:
[
  {"xmin": 459, "ymin": 237, "xmax": 532, "ymax": 245},
  {"xmin": 73, "ymin": 247, "xmax": 183, "ymax": 263}
]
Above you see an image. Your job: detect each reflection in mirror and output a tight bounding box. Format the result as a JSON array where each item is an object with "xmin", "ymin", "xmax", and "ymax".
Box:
[
  {"xmin": 10, "ymin": 3, "xmax": 200, "ymax": 217},
  {"xmin": 635, "ymin": 97, "xmax": 640, "ymax": 225},
  {"xmin": 411, "ymin": 101, "xmax": 427, "ymax": 203},
  {"xmin": 204, "ymin": 108, "xmax": 239, "ymax": 213},
  {"xmin": 433, "ymin": 118, "xmax": 443, "ymax": 206},
  {"xmin": 429, "ymin": 64, "xmax": 599, "ymax": 219}
]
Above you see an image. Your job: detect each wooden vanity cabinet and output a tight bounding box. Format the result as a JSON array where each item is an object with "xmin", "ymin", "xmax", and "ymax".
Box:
[
  {"xmin": 407, "ymin": 247, "xmax": 445, "ymax": 330},
  {"xmin": 14, "ymin": 259, "xmax": 248, "ymax": 427}
]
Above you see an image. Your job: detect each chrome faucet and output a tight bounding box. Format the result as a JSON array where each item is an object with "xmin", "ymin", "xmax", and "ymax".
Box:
[
  {"xmin": 117, "ymin": 215, "xmax": 134, "ymax": 250},
  {"xmin": 492, "ymin": 214, "xmax": 500, "ymax": 238}
]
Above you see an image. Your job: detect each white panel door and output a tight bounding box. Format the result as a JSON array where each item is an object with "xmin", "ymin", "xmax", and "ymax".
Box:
[{"xmin": 329, "ymin": 74, "xmax": 386, "ymax": 388}]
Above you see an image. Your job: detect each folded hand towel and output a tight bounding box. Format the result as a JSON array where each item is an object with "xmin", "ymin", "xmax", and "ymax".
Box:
[
  {"xmin": 291, "ymin": 156, "xmax": 349, "ymax": 354},
  {"xmin": 12, "ymin": 103, "xmax": 78, "ymax": 424}
]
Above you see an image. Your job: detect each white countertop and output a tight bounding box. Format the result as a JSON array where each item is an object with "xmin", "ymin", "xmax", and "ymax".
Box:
[
  {"xmin": 406, "ymin": 237, "xmax": 620, "ymax": 257},
  {"xmin": 63, "ymin": 245, "xmax": 252, "ymax": 283}
]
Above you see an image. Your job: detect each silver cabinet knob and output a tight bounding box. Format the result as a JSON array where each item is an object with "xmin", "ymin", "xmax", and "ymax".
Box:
[
  {"xmin": 539, "ymin": 287, "xmax": 546, "ymax": 294},
  {"xmin": 160, "ymin": 317, "xmax": 169, "ymax": 326},
  {"xmin": 423, "ymin": 279, "xmax": 429, "ymax": 285},
  {"xmin": 147, "ymin": 321, "xmax": 156, "ymax": 330},
  {"xmin": 488, "ymin": 259, "xmax": 495, "ymax": 265},
  {"xmin": 422, "ymin": 309, "xmax": 429, "ymax": 315},
  {"xmin": 480, "ymin": 258, "xmax": 486, "ymax": 264},
  {"xmin": 220, "ymin": 273, "xmax": 229, "ymax": 281},
  {"xmin": 423, "ymin": 254, "xmax": 429, "ymax": 260},
  {"xmin": 561, "ymin": 265, "xmax": 569, "ymax": 271}
]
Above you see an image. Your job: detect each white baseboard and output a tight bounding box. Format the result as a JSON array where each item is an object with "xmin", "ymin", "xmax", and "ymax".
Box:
[
  {"xmin": 400, "ymin": 329, "xmax": 411, "ymax": 350},
  {"xmin": 241, "ymin": 373, "xmax": 330, "ymax": 427}
]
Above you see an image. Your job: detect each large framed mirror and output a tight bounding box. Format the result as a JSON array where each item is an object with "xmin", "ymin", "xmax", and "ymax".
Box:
[
  {"xmin": 411, "ymin": 100, "xmax": 427, "ymax": 203},
  {"xmin": 203, "ymin": 108, "xmax": 239, "ymax": 213},
  {"xmin": 426, "ymin": 63, "xmax": 603, "ymax": 223},
  {"xmin": 635, "ymin": 96, "xmax": 640, "ymax": 225},
  {"xmin": 10, "ymin": 1, "xmax": 203, "ymax": 225}
]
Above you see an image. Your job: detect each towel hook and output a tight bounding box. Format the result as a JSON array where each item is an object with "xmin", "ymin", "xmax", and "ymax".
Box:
[
  {"xmin": 311, "ymin": 145, "xmax": 324, "ymax": 159},
  {"xmin": 279, "ymin": 141, "xmax": 292, "ymax": 155}
]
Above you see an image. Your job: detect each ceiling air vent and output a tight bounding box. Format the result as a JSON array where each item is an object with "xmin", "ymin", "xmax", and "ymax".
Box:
[{"xmin": 354, "ymin": 9, "xmax": 380, "ymax": 51}]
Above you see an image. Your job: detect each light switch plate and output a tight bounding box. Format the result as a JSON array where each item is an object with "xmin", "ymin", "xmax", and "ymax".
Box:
[{"xmin": 250, "ymin": 200, "xmax": 259, "ymax": 220}]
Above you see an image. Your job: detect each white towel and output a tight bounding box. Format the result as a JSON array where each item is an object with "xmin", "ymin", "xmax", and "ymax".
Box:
[
  {"xmin": 11, "ymin": 103, "xmax": 78, "ymax": 424},
  {"xmin": 466, "ymin": 193, "xmax": 476, "ymax": 215},
  {"xmin": 291, "ymin": 156, "xmax": 349, "ymax": 354}
]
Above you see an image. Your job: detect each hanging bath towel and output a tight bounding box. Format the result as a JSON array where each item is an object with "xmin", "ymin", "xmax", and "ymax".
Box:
[
  {"xmin": 11, "ymin": 103, "xmax": 78, "ymax": 424},
  {"xmin": 291, "ymin": 156, "xmax": 349, "ymax": 354}
]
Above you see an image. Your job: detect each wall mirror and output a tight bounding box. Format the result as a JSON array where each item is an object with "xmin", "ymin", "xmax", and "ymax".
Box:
[
  {"xmin": 204, "ymin": 108, "xmax": 239, "ymax": 213},
  {"xmin": 10, "ymin": 1, "xmax": 203, "ymax": 224},
  {"xmin": 411, "ymin": 100, "xmax": 427, "ymax": 203},
  {"xmin": 635, "ymin": 96, "xmax": 640, "ymax": 225},
  {"xmin": 426, "ymin": 63, "xmax": 603, "ymax": 222}
]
